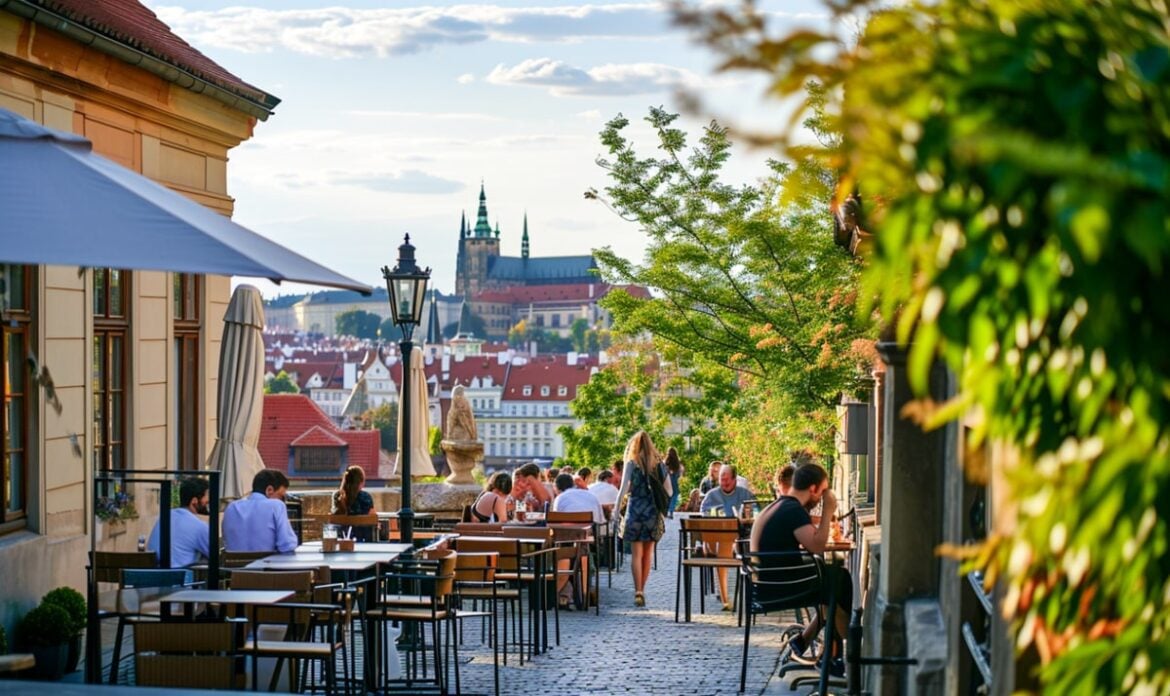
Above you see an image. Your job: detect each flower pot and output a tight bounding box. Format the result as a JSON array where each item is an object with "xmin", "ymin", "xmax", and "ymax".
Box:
[
  {"xmin": 65, "ymin": 633, "xmax": 82, "ymax": 673},
  {"xmin": 29, "ymin": 643, "xmax": 69, "ymax": 680}
]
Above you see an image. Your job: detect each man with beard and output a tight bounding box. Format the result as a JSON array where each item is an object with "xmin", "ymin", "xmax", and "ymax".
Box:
[
  {"xmin": 148, "ymin": 477, "xmax": 211, "ymax": 568},
  {"xmin": 750, "ymin": 463, "xmax": 851, "ymax": 671}
]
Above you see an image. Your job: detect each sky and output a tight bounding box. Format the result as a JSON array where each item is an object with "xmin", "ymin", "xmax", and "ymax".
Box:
[{"xmin": 144, "ymin": 1, "xmax": 833, "ymax": 298}]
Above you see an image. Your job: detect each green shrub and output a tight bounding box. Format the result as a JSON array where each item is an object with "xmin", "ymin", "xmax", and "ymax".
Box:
[
  {"xmin": 15, "ymin": 603, "xmax": 73, "ymax": 648},
  {"xmin": 42, "ymin": 587, "xmax": 86, "ymax": 635}
]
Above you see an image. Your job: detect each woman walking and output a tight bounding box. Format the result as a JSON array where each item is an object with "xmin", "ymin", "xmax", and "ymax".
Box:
[
  {"xmin": 331, "ymin": 465, "xmax": 377, "ymax": 540},
  {"xmin": 613, "ymin": 430, "xmax": 672, "ymax": 606},
  {"xmin": 663, "ymin": 447, "xmax": 683, "ymax": 518}
]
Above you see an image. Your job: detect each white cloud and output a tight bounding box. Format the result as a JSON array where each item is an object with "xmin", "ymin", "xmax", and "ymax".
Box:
[
  {"xmin": 343, "ymin": 109, "xmax": 500, "ymax": 121},
  {"xmin": 576, "ymin": 109, "xmax": 602, "ymax": 120},
  {"xmin": 150, "ymin": 3, "xmax": 675, "ymax": 58},
  {"xmin": 486, "ymin": 58, "xmax": 703, "ymax": 96},
  {"xmin": 456, "ymin": 73, "xmax": 476, "ymax": 84},
  {"xmin": 328, "ymin": 170, "xmax": 465, "ymax": 195}
]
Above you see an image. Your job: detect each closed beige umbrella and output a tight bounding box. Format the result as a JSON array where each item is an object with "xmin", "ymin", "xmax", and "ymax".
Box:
[
  {"xmin": 207, "ymin": 285, "xmax": 266, "ymax": 498},
  {"xmin": 395, "ymin": 346, "xmax": 435, "ymax": 477}
]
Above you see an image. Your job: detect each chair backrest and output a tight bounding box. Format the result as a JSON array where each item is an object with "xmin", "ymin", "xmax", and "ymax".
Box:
[
  {"xmin": 741, "ymin": 549, "xmax": 822, "ymax": 611},
  {"xmin": 547, "ymin": 510, "xmax": 592, "ymax": 524},
  {"xmin": 461, "ymin": 505, "xmax": 474, "ymax": 523},
  {"xmin": 135, "ymin": 621, "xmax": 244, "ymax": 690},
  {"xmin": 431, "ymin": 551, "xmax": 458, "ymax": 601},
  {"xmin": 454, "ymin": 522, "xmax": 503, "ymax": 536},
  {"xmin": 455, "ymin": 538, "xmax": 521, "ymax": 574},
  {"xmin": 502, "ymin": 527, "xmax": 554, "ymax": 544},
  {"xmin": 118, "ymin": 568, "xmax": 195, "ymax": 614},
  {"xmin": 91, "ymin": 551, "xmax": 156, "ymax": 584},
  {"xmin": 229, "ymin": 569, "xmax": 316, "ymax": 624},
  {"xmin": 682, "ymin": 517, "xmax": 740, "ymax": 555},
  {"xmin": 455, "ymin": 551, "xmax": 498, "ymax": 584}
]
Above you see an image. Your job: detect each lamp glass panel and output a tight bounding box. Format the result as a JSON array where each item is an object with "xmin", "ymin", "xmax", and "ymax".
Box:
[
  {"xmin": 395, "ymin": 278, "xmax": 415, "ymax": 323},
  {"xmin": 411, "ymin": 277, "xmax": 429, "ymax": 324}
]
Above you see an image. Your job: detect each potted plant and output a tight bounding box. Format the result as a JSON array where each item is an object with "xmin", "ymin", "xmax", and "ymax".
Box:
[
  {"xmin": 15, "ymin": 602, "xmax": 73, "ymax": 680},
  {"xmin": 42, "ymin": 587, "xmax": 86, "ymax": 673}
]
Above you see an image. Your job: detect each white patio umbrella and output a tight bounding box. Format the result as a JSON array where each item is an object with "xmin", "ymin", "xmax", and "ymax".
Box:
[
  {"xmin": 0, "ymin": 107, "xmax": 371, "ymax": 293},
  {"xmin": 394, "ymin": 346, "xmax": 436, "ymax": 477},
  {"xmin": 205, "ymin": 285, "xmax": 266, "ymax": 499}
]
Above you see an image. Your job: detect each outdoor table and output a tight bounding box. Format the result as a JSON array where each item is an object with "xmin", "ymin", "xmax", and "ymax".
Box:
[
  {"xmin": 245, "ymin": 550, "xmax": 403, "ymax": 573},
  {"xmin": 159, "ymin": 588, "xmax": 293, "ymax": 621},
  {"xmin": 296, "ymin": 541, "xmax": 413, "ymax": 555},
  {"xmin": 376, "ymin": 510, "xmax": 435, "ymax": 527}
]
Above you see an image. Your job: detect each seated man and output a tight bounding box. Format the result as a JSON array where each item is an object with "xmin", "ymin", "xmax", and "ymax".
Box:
[
  {"xmin": 699, "ymin": 460, "xmax": 720, "ymax": 494},
  {"xmin": 587, "ymin": 469, "xmax": 620, "ymax": 506},
  {"xmin": 550, "ymin": 473, "xmax": 604, "ymax": 608},
  {"xmin": 750, "ymin": 463, "xmax": 852, "ymax": 672},
  {"xmin": 147, "ymin": 477, "xmax": 210, "ymax": 568},
  {"xmin": 700, "ymin": 464, "xmax": 757, "ymax": 610},
  {"xmin": 574, "ymin": 466, "xmax": 592, "ymax": 489},
  {"xmin": 223, "ymin": 469, "xmax": 298, "ymax": 553}
]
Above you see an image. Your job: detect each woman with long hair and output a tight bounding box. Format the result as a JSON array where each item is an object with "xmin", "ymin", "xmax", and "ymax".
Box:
[
  {"xmin": 663, "ymin": 447, "xmax": 683, "ymax": 518},
  {"xmin": 612, "ymin": 430, "xmax": 672, "ymax": 606},
  {"xmin": 331, "ymin": 465, "xmax": 376, "ymax": 540},
  {"xmin": 471, "ymin": 471, "xmax": 512, "ymax": 522}
]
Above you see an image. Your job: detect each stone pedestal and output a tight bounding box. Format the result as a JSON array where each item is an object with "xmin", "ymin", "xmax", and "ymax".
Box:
[{"xmin": 441, "ymin": 439, "xmax": 483, "ymax": 485}]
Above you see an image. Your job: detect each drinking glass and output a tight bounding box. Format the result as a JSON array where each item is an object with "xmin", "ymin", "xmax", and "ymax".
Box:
[{"xmin": 322, "ymin": 524, "xmax": 339, "ymax": 540}]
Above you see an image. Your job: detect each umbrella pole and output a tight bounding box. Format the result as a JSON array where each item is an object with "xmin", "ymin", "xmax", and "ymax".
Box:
[{"xmin": 399, "ymin": 338, "xmax": 414, "ymax": 545}]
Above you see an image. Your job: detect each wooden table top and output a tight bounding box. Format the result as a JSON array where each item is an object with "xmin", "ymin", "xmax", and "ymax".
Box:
[{"xmin": 245, "ymin": 550, "xmax": 403, "ymax": 571}]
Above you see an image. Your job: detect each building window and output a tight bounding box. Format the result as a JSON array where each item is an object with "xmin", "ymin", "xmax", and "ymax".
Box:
[
  {"xmin": 510, "ymin": 424, "xmax": 517, "ymax": 436},
  {"xmin": 520, "ymin": 423, "xmax": 528, "ymax": 436},
  {"xmin": 558, "ymin": 386, "xmax": 568, "ymax": 397},
  {"xmin": 2, "ymin": 265, "xmax": 34, "ymax": 529},
  {"xmin": 522, "ymin": 386, "xmax": 532, "ymax": 396},
  {"xmin": 173, "ymin": 273, "xmax": 200, "ymax": 470},
  {"xmin": 540, "ymin": 386, "xmax": 550, "ymax": 397},
  {"xmin": 94, "ymin": 269, "xmax": 130, "ymax": 471},
  {"xmin": 551, "ymin": 314, "xmax": 561, "ymax": 328},
  {"xmin": 544, "ymin": 423, "xmax": 551, "ymax": 436},
  {"xmin": 521, "ymin": 442, "xmax": 528, "ymax": 456},
  {"xmin": 294, "ymin": 446, "xmax": 343, "ymax": 473}
]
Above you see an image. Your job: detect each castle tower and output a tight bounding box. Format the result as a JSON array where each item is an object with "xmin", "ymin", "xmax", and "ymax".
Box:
[
  {"xmin": 456, "ymin": 182, "xmax": 501, "ymax": 298},
  {"xmin": 521, "ymin": 212, "xmax": 530, "ymax": 260}
]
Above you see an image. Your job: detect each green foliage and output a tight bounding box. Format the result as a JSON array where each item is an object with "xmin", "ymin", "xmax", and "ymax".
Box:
[
  {"xmin": 379, "ymin": 317, "xmax": 403, "ymax": 342},
  {"xmin": 359, "ymin": 402, "xmax": 398, "ymax": 452},
  {"xmin": 41, "ymin": 587, "xmax": 86, "ymax": 635},
  {"xmin": 335, "ymin": 309, "xmax": 382, "ymax": 340},
  {"xmin": 265, "ymin": 370, "xmax": 299, "ymax": 395},
  {"xmin": 16, "ymin": 603, "xmax": 73, "ymax": 648},
  {"xmin": 428, "ymin": 425, "xmax": 443, "ymax": 455},
  {"xmin": 589, "ymin": 105, "xmax": 873, "ymax": 461},
  {"xmin": 675, "ymin": 0, "xmax": 1170, "ymax": 690}
]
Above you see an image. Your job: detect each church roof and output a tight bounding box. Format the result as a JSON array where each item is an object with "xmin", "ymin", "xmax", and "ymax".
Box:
[{"xmin": 487, "ymin": 255, "xmax": 597, "ymax": 284}]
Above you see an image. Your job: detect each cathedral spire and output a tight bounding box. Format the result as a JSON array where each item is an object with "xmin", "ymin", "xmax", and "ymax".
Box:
[
  {"xmin": 473, "ymin": 181, "xmax": 492, "ymax": 237},
  {"xmin": 425, "ymin": 289, "xmax": 442, "ymax": 344},
  {"xmin": 459, "ymin": 210, "xmax": 467, "ymax": 239},
  {"xmin": 521, "ymin": 212, "xmax": 529, "ymax": 259}
]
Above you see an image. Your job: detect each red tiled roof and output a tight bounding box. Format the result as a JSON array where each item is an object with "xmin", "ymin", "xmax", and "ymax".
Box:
[
  {"xmin": 502, "ymin": 356, "xmax": 596, "ymax": 402},
  {"xmin": 473, "ymin": 283, "xmax": 609, "ymax": 305},
  {"xmin": 259, "ymin": 394, "xmax": 381, "ymax": 481},
  {"xmin": 290, "ymin": 425, "xmax": 348, "ymax": 448},
  {"xmin": 41, "ymin": 0, "xmax": 273, "ymax": 105}
]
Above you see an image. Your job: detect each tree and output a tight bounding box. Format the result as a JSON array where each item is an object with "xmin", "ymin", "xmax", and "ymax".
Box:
[
  {"xmin": 442, "ymin": 311, "xmax": 486, "ymax": 339},
  {"xmin": 675, "ymin": 0, "xmax": 1170, "ymax": 689},
  {"xmin": 357, "ymin": 401, "xmax": 398, "ymax": 452},
  {"xmin": 265, "ymin": 370, "xmax": 299, "ymax": 394},
  {"xmin": 335, "ymin": 309, "xmax": 381, "ymax": 340},
  {"xmin": 379, "ymin": 317, "xmax": 403, "ymax": 342},
  {"xmin": 590, "ymin": 105, "xmax": 873, "ymax": 455},
  {"xmin": 570, "ymin": 318, "xmax": 590, "ymax": 352}
]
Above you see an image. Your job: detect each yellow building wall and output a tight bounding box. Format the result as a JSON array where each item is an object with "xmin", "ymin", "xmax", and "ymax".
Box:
[{"xmin": 0, "ymin": 10, "xmax": 260, "ymax": 619}]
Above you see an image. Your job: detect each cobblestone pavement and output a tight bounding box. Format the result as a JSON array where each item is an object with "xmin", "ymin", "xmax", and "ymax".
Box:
[{"xmin": 453, "ymin": 516, "xmax": 810, "ymax": 696}]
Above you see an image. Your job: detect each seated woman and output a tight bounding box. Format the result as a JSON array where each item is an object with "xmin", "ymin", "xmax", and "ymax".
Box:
[
  {"xmin": 331, "ymin": 465, "xmax": 377, "ymax": 541},
  {"xmin": 471, "ymin": 471, "xmax": 512, "ymax": 522}
]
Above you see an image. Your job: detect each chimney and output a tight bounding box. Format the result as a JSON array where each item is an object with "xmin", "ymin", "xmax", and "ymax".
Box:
[
  {"xmin": 343, "ymin": 363, "xmax": 356, "ymax": 389},
  {"xmin": 442, "ymin": 354, "xmax": 450, "ymax": 372},
  {"xmin": 589, "ymin": 283, "xmax": 594, "ymax": 299},
  {"xmin": 567, "ymin": 351, "xmax": 578, "ymax": 366}
]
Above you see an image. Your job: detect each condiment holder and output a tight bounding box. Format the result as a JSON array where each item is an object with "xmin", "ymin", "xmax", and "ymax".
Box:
[
  {"xmin": 322, "ymin": 537, "xmax": 339, "ymax": 553},
  {"xmin": 337, "ymin": 538, "xmax": 355, "ymax": 552}
]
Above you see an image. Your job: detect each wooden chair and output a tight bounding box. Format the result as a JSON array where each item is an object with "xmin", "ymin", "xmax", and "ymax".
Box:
[
  {"xmin": 221, "ymin": 550, "xmax": 272, "ymax": 569},
  {"xmin": 547, "ymin": 511, "xmax": 600, "ymax": 613},
  {"xmin": 453, "ymin": 538, "xmax": 527, "ymax": 665},
  {"xmin": 110, "ymin": 567, "xmax": 198, "ymax": 684},
  {"xmin": 501, "ymin": 527, "xmax": 559, "ymax": 652},
  {"xmin": 89, "ymin": 550, "xmax": 158, "ymax": 682},
  {"xmin": 676, "ymin": 517, "xmax": 741, "ymax": 623},
  {"xmin": 365, "ymin": 551, "xmax": 459, "ymax": 694},
  {"xmin": 452, "ymin": 552, "xmax": 501, "ymax": 696},
  {"xmin": 454, "ymin": 521, "xmax": 504, "ymax": 536},
  {"xmin": 135, "ymin": 621, "xmax": 247, "ymax": 690}
]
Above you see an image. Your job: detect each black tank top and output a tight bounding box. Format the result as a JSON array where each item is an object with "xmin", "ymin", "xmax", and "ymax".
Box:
[{"xmin": 472, "ymin": 492, "xmax": 496, "ymax": 522}]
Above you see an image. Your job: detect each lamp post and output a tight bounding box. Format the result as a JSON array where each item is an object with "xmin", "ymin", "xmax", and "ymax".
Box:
[{"xmin": 381, "ymin": 234, "xmax": 431, "ymax": 545}]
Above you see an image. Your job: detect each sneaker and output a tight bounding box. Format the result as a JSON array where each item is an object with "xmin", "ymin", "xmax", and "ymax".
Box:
[{"xmin": 789, "ymin": 635, "xmax": 808, "ymax": 658}]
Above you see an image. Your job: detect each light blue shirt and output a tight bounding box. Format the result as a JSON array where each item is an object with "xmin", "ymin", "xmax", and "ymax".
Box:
[
  {"xmin": 223, "ymin": 492, "xmax": 298, "ymax": 553},
  {"xmin": 700, "ymin": 485, "xmax": 756, "ymax": 517},
  {"xmin": 147, "ymin": 507, "xmax": 210, "ymax": 568}
]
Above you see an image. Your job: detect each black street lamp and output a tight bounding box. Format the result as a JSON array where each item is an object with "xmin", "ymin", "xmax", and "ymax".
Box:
[{"xmin": 381, "ymin": 234, "xmax": 431, "ymax": 545}]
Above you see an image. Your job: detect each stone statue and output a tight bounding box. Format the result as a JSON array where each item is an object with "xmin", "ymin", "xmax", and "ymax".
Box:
[
  {"xmin": 441, "ymin": 384, "xmax": 483, "ymax": 485},
  {"xmin": 446, "ymin": 385, "xmax": 477, "ymax": 441}
]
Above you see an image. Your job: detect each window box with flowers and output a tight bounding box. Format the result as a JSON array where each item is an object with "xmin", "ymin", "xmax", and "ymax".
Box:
[{"xmin": 95, "ymin": 487, "xmax": 137, "ymax": 537}]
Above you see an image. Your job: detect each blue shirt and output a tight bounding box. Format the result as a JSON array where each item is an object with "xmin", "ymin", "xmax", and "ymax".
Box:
[
  {"xmin": 147, "ymin": 507, "xmax": 210, "ymax": 568},
  {"xmin": 223, "ymin": 492, "xmax": 298, "ymax": 553},
  {"xmin": 700, "ymin": 485, "xmax": 756, "ymax": 517}
]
